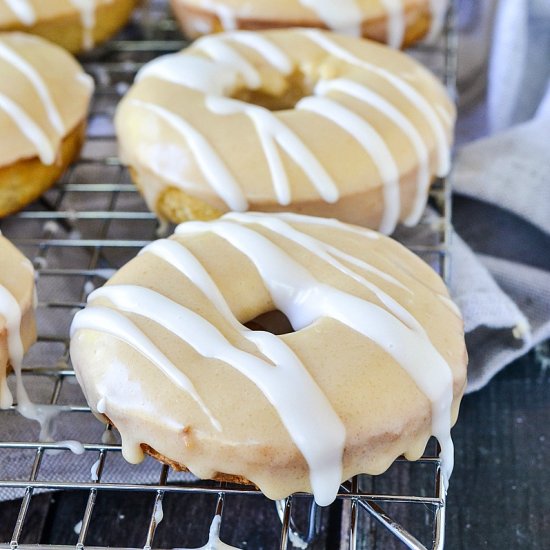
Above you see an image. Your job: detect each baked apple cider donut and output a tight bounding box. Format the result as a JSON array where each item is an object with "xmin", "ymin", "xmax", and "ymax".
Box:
[
  {"xmin": 171, "ymin": 0, "xmax": 449, "ymax": 48},
  {"xmin": 0, "ymin": 33, "xmax": 93, "ymax": 217},
  {"xmin": 0, "ymin": 0, "xmax": 137, "ymax": 53},
  {"xmin": 115, "ymin": 29, "xmax": 455, "ymax": 234},
  {"xmin": 0, "ymin": 233, "xmax": 36, "ymax": 409},
  {"xmin": 70, "ymin": 212, "xmax": 467, "ymax": 505}
]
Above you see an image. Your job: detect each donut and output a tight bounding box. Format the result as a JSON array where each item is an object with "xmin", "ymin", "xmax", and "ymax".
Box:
[
  {"xmin": 170, "ymin": 0, "xmax": 449, "ymax": 48},
  {"xmin": 70, "ymin": 212, "xmax": 467, "ymax": 505},
  {"xmin": 0, "ymin": 0, "xmax": 137, "ymax": 53},
  {"xmin": 0, "ymin": 233, "xmax": 36, "ymax": 409},
  {"xmin": 115, "ymin": 29, "xmax": 455, "ymax": 234},
  {"xmin": 0, "ymin": 33, "xmax": 93, "ymax": 218}
]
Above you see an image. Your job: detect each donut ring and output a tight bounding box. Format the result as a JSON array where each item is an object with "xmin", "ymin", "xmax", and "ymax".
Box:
[
  {"xmin": 116, "ymin": 29, "xmax": 455, "ymax": 234},
  {"xmin": 0, "ymin": 0, "xmax": 137, "ymax": 53},
  {"xmin": 0, "ymin": 33, "xmax": 93, "ymax": 217},
  {"xmin": 70, "ymin": 212, "xmax": 467, "ymax": 505},
  {"xmin": 0, "ymin": 234, "xmax": 36, "ymax": 409},
  {"xmin": 170, "ymin": 0, "xmax": 449, "ymax": 49}
]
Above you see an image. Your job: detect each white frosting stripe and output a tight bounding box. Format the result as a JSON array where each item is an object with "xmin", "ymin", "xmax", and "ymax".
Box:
[
  {"xmin": 206, "ymin": 97, "xmax": 340, "ymax": 205},
  {"xmin": 226, "ymin": 32, "xmax": 293, "ymax": 74},
  {"xmin": 298, "ymin": 0, "xmax": 362, "ymax": 36},
  {"xmin": 128, "ymin": 99, "xmax": 248, "ymax": 211},
  {"xmin": 0, "ymin": 93, "xmax": 56, "ymax": 165},
  {"xmin": 316, "ymin": 78, "xmax": 431, "ymax": 226},
  {"xmin": 379, "ymin": 0, "xmax": 405, "ymax": 48},
  {"xmin": 0, "ymin": 41, "xmax": 64, "ymax": 134},
  {"xmin": 425, "ymin": 0, "xmax": 449, "ymax": 42},
  {"xmin": 84, "ymin": 284, "xmax": 346, "ymax": 507},
  {"xmin": 297, "ymin": 96, "xmax": 400, "ymax": 234},
  {"xmin": 136, "ymin": 54, "xmax": 238, "ymax": 95},
  {"xmin": 304, "ymin": 30, "xmax": 451, "ymax": 176},
  {"xmin": 4, "ymin": 0, "xmax": 36, "ymax": 25},
  {"xmin": 195, "ymin": 36, "xmax": 261, "ymax": 89},
  {"xmin": 176, "ymin": 219, "xmax": 455, "ymax": 483},
  {"xmin": 69, "ymin": 0, "xmax": 97, "ymax": 51},
  {"xmin": 71, "ymin": 304, "xmax": 221, "ymax": 431}
]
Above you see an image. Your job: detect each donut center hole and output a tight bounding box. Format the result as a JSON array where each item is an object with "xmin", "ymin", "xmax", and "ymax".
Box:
[
  {"xmin": 232, "ymin": 71, "xmax": 313, "ymax": 111},
  {"xmin": 245, "ymin": 310, "xmax": 295, "ymax": 335}
]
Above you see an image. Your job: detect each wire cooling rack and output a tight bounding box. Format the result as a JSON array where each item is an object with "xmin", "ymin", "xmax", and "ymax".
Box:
[{"xmin": 0, "ymin": 2, "xmax": 458, "ymax": 549}]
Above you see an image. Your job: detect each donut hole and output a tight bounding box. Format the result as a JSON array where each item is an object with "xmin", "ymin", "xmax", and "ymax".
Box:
[
  {"xmin": 245, "ymin": 310, "xmax": 295, "ymax": 335},
  {"xmin": 231, "ymin": 70, "xmax": 314, "ymax": 111}
]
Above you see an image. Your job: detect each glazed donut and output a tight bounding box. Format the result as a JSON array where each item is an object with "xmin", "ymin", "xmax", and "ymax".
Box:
[
  {"xmin": 170, "ymin": 0, "xmax": 449, "ymax": 48},
  {"xmin": 0, "ymin": 0, "xmax": 137, "ymax": 53},
  {"xmin": 70, "ymin": 212, "xmax": 467, "ymax": 505},
  {"xmin": 0, "ymin": 233, "xmax": 36, "ymax": 409},
  {"xmin": 0, "ymin": 33, "xmax": 93, "ymax": 217},
  {"xmin": 116, "ymin": 29, "xmax": 455, "ymax": 234}
]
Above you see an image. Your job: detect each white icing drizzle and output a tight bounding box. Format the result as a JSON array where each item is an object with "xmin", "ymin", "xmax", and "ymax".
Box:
[
  {"xmin": 4, "ymin": 0, "xmax": 36, "ymax": 25},
  {"xmin": 296, "ymin": 95, "xmax": 400, "ymax": 234},
  {"xmin": 127, "ymin": 99, "xmax": 248, "ymax": 211},
  {"xmin": 200, "ymin": 0, "xmax": 237, "ymax": 31},
  {"xmin": 298, "ymin": 0, "xmax": 362, "ymax": 36},
  {"xmin": 136, "ymin": 54, "xmax": 238, "ymax": 96},
  {"xmin": 70, "ymin": 305, "xmax": 222, "ymax": 432},
  {"xmin": 153, "ymin": 499, "xmax": 164, "ymax": 525},
  {"xmin": 195, "ymin": 35, "xmax": 261, "ymax": 89},
  {"xmin": 303, "ymin": 30, "xmax": 451, "ymax": 177},
  {"xmin": 379, "ymin": 0, "xmax": 405, "ymax": 48},
  {"xmin": 175, "ymin": 217, "xmax": 455, "ymax": 485},
  {"xmin": 174, "ymin": 515, "xmax": 243, "ymax": 550},
  {"xmin": 0, "ymin": 40, "xmax": 64, "ymax": 134},
  {"xmin": 81, "ymin": 280, "xmax": 345, "ymax": 506},
  {"xmin": 425, "ymin": 0, "xmax": 449, "ymax": 43},
  {"xmin": 90, "ymin": 458, "xmax": 100, "ymax": 480},
  {"xmin": 315, "ymin": 79, "xmax": 430, "ymax": 226},
  {"xmin": 0, "ymin": 92, "xmax": 55, "ymax": 165},
  {"xmin": 206, "ymin": 96, "xmax": 340, "ymax": 206},
  {"xmin": 69, "ymin": 0, "xmax": 97, "ymax": 51},
  {"xmin": 225, "ymin": 32, "xmax": 293, "ymax": 74}
]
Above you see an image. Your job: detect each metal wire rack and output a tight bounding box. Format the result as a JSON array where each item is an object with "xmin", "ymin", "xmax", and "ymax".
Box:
[{"xmin": 0, "ymin": 2, "xmax": 458, "ymax": 548}]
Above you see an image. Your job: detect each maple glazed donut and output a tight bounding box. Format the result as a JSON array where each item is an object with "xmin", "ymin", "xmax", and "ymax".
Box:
[
  {"xmin": 0, "ymin": 0, "xmax": 137, "ymax": 53},
  {"xmin": 70, "ymin": 212, "xmax": 467, "ymax": 505},
  {"xmin": 170, "ymin": 0, "xmax": 449, "ymax": 48},
  {"xmin": 0, "ymin": 233, "xmax": 36, "ymax": 409},
  {"xmin": 0, "ymin": 33, "xmax": 93, "ymax": 217},
  {"xmin": 115, "ymin": 29, "xmax": 455, "ymax": 234}
]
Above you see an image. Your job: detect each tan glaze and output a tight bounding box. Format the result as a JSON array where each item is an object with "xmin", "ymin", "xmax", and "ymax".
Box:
[
  {"xmin": 0, "ymin": 235, "xmax": 36, "ymax": 408},
  {"xmin": 71, "ymin": 214, "xmax": 467, "ymax": 503},
  {"xmin": 0, "ymin": 0, "xmax": 137, "ymax": 53},
  {"xmin": 116, "ymin": 29, "xmax": 455, "ymax": 232},
  {"xmin": 171, "ymin": 0, "xmax": 432, "ymax": 47},
  {"xmin": 0, "ymin": 33, "xmax": 92, "ymax": 215}
]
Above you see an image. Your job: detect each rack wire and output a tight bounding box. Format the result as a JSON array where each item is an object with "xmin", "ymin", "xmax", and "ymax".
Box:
[{"xmin": 0, "ymin": 2, "xmax": 458, "ymax": 548}]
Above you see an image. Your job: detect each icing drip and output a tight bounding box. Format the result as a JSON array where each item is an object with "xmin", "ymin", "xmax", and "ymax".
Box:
[
  {"xmin": 128, "ymin": 99, "xmax": 248, "ymax": 211},
  {"xmin": 296, "ymin": 95, "xmax": 400, "ymax": 233},
  {"xmin": 298, "ymin": 0, "xmax": 362, "ymax": 36},
  {"xmin": 79, "ymin": 281, "xmax": 346, "ymax": 506},
  {"xmin": 206, "ymin": 96, "xmax": 339, "ymax": 206},
  {"xmin": 91, "ymin": 458, "xmax": 100, "ymax": 480},
  {"xmin": 303, "ymin": 30, "xmax": 451, "ymax": 177},
  {"xmin": 69, "ymin": 0, "xmax": 97, "ymax": 51},
  {"xmin": 315, "ymin": 79, "xmax": 430, "ymax": 226},
  {"xmin": 379, "ymin": 0, "xmax": 405, "ymax": 48},
  {"xmin": 175, "ymin": 218, "xmax": 455, "ymax": 485},
  {"xmin": 425, "ymin": 0, "xmax": 449, "ymax": 43},
  {"xmin": 70, "ymin": 305, "xmax": 221, "ymax": 432},
  {"xmin": 0, "ymin": 40, "xmax": 65, "ymax": 134},
  {"xmin": 0, "ymin": 93, "xmax": 55, "ymax": 165},
  {"xmin": 4, "ymin": 0, "xmax": 35, "ymax": 25},
  {"xmin": 174, "ymin": 515, "xmax": 243, "ymax": 550}
]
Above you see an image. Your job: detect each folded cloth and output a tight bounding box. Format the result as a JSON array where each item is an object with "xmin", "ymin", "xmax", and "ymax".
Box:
[{"xmin": 451, "ymin": 0, "xmax": 550, "ymax": 391}]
